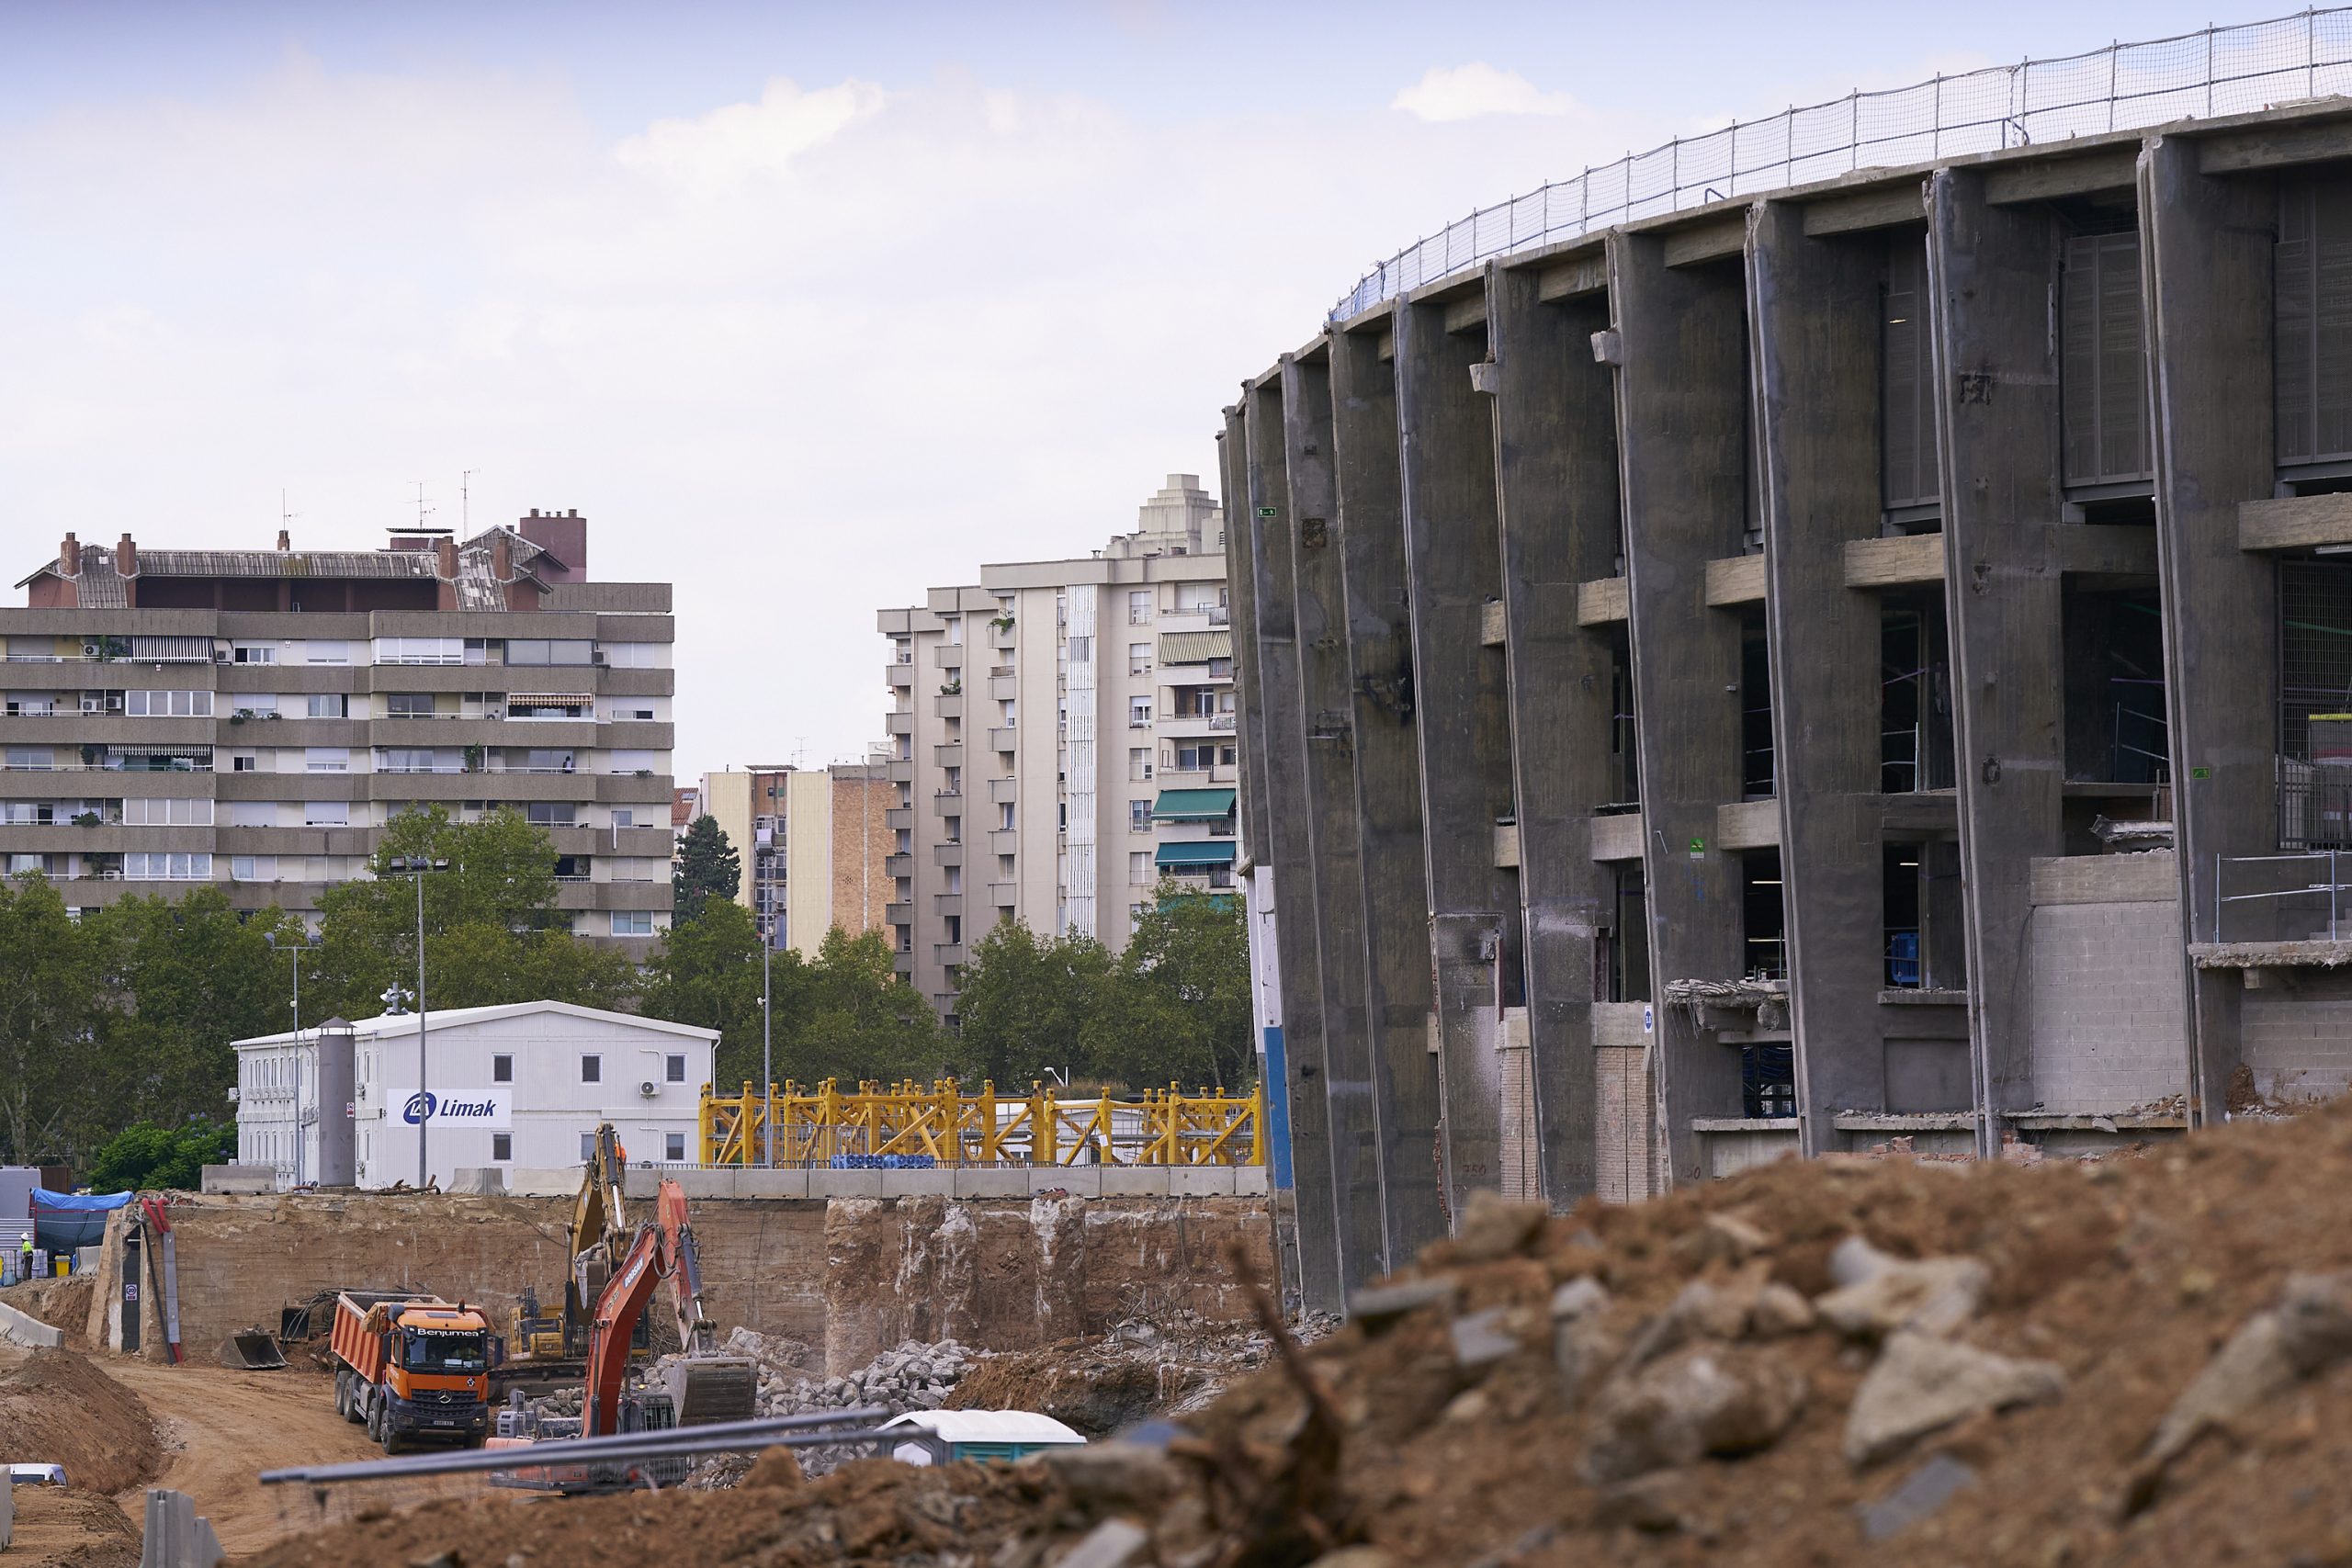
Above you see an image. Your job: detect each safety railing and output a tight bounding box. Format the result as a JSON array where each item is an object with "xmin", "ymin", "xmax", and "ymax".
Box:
[
  {"xmin": 2215, "ymin": 850, "xmax": 2352, "ymax": 942},
  {"xmin": 698, "ymin": 1078, "xmax": 1265, "ymax": 1168},
  {"xmin": 1333, "ymin": 6, "xmax": 2352, "ymax": 321}
]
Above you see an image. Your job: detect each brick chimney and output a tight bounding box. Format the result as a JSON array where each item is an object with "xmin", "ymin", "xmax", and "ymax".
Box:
[
  {"xmin": 435, "ymin": 537, "xmax": 458, "ymax": 579},
  {"xmin": 58, "ymin": 532, "xmax": 79, "ymax": 576},
  {"xmin": 115, "ymin": 533, "xmax": 136, "ymax": 578},
  {"xmin": 516, "ymin": 508, "xmax": 586, "ymax": 583},
  {"xmin": 491, "ymin": 530, "xmax": 513, "ymax": 582},
  {"xmin": 277, "ymin": 528, "xmax": 291, "ymax": 552}
]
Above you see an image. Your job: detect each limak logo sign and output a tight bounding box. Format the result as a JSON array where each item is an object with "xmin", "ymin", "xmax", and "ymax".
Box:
[{"xmin": 401, "ymin": 1090, "xmax": 511, "ymax": 1131}]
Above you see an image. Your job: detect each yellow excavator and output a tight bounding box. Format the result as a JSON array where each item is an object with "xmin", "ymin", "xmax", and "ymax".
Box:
[{"xmin": 502, "ymin": 1122, "xmax": 754, "ymax": 1426}]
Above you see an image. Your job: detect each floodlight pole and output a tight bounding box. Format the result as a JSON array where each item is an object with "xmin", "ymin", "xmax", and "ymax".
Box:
[{"xmin": 763, "ymin": 914, "xmax": 775, "ymax": 1168}]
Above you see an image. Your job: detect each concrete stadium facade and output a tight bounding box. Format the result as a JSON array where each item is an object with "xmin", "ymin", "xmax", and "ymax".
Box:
[{"xmin": 1223, "ymin": 98, "xmax": 2352, "ymax": 1313}]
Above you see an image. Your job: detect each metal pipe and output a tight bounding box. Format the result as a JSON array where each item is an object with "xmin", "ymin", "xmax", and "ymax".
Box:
[{"xmin": 260, "ymin": 1406, "xmax": 894, "ymax": 1486}]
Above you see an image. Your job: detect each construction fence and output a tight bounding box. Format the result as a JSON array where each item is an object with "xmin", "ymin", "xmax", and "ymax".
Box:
[
  {"xmin": 1334, "ymin": 6, "xmax": 2352, "ymax": 321},
  {"xmin": 697, "ymin": 1079, "xmax": 1266, "ymax": 1168}
]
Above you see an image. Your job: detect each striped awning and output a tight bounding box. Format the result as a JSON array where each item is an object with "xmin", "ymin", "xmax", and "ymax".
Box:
[
  {"xmin": 130, "ymin": 636, "xmax": 216, "ymax": 662},
  {"xmin": 508, "ymin": 693, "xmax": 594, "ymax": 707},
  {"xmin": 1153, "ymin": 787, "xmax": 1237, "ymax": 822},
  {"xmin": 1156, "ymin": 840, "xmax": 1238, "ymax": 867},
  {"xmin": 1159, "ymin": 631, "xmax": 1231, "ymax": 665}
]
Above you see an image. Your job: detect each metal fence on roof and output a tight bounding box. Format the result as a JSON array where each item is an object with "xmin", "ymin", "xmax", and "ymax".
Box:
[{"xmin": 1331, "ymin": 6, "xmax": 2352, "ymax": 322}]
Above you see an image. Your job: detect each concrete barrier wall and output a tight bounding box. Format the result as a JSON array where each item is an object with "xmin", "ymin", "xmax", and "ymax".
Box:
[{"xmin": 90, "ymin": 1188, "xmax": 1272, "ymax": 1377}]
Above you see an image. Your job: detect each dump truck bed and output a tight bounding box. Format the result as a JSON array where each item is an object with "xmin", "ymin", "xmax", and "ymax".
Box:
[{"xmin": 329, "ymin": 1290, "xmax": 454, "ymax": 1382}]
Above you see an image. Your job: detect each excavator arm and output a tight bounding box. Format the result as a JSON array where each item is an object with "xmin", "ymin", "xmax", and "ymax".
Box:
[
  {"xmin": 579, "ymin": 1178, "xmax": 755, "ymax": 1437},
  {"xmin": 563, "ymin": 1122, "xmax": 632, "ymax": 1356},
  {"xmin": 655, "ymin": 1179, "xmax": 719, "ymax": 1359},
  {"xmin": 581, "ymin": 1221, "xmax": 665, "ymax": 1437}
]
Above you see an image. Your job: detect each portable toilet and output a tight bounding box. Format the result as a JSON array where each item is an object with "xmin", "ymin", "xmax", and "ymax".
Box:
[{"xmin": 881, "ymin": 1410, "xmax": 1087, "ymax": 1465}]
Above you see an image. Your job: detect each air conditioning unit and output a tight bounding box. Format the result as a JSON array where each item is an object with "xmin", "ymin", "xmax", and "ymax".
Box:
[
  {"xmin": 592, "ymin": 650, "xmax": 607, "ymax": 665},
  {"xmin": 81, "ymin": 642, "xmax": 101, "ymax": 658},
  {"xmin": 638, "ymin": 1080, "xmax": 657, "ymax": 1099},
  {"xmin": 106, "ymin": 696, "xmax": 122, "ymax": 713}
]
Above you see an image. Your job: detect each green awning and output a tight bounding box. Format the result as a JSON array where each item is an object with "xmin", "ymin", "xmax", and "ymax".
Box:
[
  {"xmin": 1156, "ymin": 840, "xmax": 1238, "ymax": 867},
  {"xmin": 1159, "ymin": 630, "xmax": 1232, "ymax": 664},
  {"xmin": 1153, "ymin": 787, "xmax": 1238, "ymax": 822}
]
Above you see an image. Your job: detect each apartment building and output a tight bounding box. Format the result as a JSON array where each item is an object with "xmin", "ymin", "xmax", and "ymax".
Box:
[
  {"xmin": 0, "ymin": 513, "xmax": 675, "ymax": 953},
  {"xmin": 878, "ymin": 475, "xmax": 1235, "ymax": 1018},
  {"xmin": 698, "ymin": 757, "xmax": 894, "ymax": 957}
]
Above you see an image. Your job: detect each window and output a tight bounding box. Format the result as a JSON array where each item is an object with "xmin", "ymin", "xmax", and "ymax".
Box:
[
  {"xmin": 612, "ymin": 808, "xmax": 635, "ymax": 828},
  {"xmin": 665, "ymin": 1053, "xmax": 686, "ymax": 1083},
  {"xmin": 526, "ymin": 803, "xmax": 579, "ymax": 826},
  {"xmin": 1066, "ymin": 635, "xmax": 1091, "ymax": 662},
  {"xmin": 386, "ymin": 693, "xmax": 435, "ymax": 717},
  {"xmin": 125, "ymin": 852, "xmax": 212, "ymax": 881},
  {"xmin": 999, "ymin": 802, "xmax": 1014, "ymax": 830},
  {"xmin": 1129, "ymin": 748, "xmax": 1151, "ymax": 781},
  {"xmin": 1130, "ymin": 799, "xmax": 1151, "ymax": 832},
  {"xmin": 1129, "ymin": 643, "xmax": 1151, "ymax": 676},
  {"xmin": 306, "ymin": 641, "xmax": 349, "ymax": 665},
  {"xmin": 505, "ymin": 638, "xmax": 593, "ymax": 666},
  {"xmin": 665, "ymin": 1132, "xmax": 686, "ymax": 1162},
  {"xmin": 4, "ymin": 749, "xmax": 53, "ymax": 772},
  {"xmin": 605, "ymin": 750, "xmax": 657, "ymax": 774},
  {"xmin": 1128, "ymin": 697, "xmax": 1151, "ymax": 728},
  {"xmin": 126, "ymin": 691, "xmax": 214, "ymax": 716},
  {"xmin": 232, "ymin": 753, "xmax": 258, "ymax": 773},
  {"xmin": 492, "ymin": 1133, "xmax": 513, "ymax": 1162},
  {"xmin": 1131, "ymin": 851, "xmax": 1152, "ymax": 885},
  {"xmin": 600, "ymin": 641, "xmax": 662, "ymax": 668},
  {"xmin": 225, "ymin": 801, "xmax": 272, "ymax": 826},
  {"xmin": 581, "ymin": 1055, "xmax": 602, "ymax": 1084},
  {"xmin": 371, "ymin": 637, "xmax": 462, "ymax": 665},
  {"xmin": 232, "ymin": 694, "xmax": 278, "ymax": 719},
  {"xmin": 232, "ymin": 644, "xmax": 277, "ymax": 664},
  {"xmin": 125, "ymin": 797, "xmax": 212, "ymax": 826},
  {"xmin": 306, "ymin": 694, "xmax": 346, "ymax": 718},
  {"xmin": 611, "ymin": 910, "xmax": 653, "ymax": 936},
  {"xmin": 230, "ymin": 856, "xmax": 275, "ymax": 882},
  {"xmin": 492, "ymin": 1054, "xmax": 513, "ymax": 1084},
  {"xmin": 580, "ymin": 1132, "xmax": 598, "ymax": 1161},
  {"xmin": 1128, "ymin": 590, "xmax": 1152, "ymax": 626},
  {"xmin": 305, "ymin": 748, "xmax": 349, "ymax": 773},
  {"xmin": 303, "ymin": 801, "xmax": 349, "ymax": 827}
]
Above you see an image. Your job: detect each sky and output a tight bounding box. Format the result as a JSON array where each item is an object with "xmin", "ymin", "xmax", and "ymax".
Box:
[{"xmin": 0, "ymin": 0, "xmax": 2240, "ymax": 777}]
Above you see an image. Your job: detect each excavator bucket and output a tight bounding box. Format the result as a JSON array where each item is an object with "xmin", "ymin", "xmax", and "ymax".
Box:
[
  {"xmin": 662, "ymin": 1355, "xmax": 757, "ymax": 1427},
  {"xmin": 219, "ymin": 1330, "xmax": 288, "ymax": 1371}
]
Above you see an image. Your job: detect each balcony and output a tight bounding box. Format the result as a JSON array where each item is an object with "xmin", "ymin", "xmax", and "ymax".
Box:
[
  {"xmin": 886, "ymin": 900, "xmax": 912, "ymax": 924},
  {"xmin": 933, "ymin": 840, "xmax": 963, "ymax": 868},
  {"xmin": 934, "ymin": 692, "xmax": 964, "ymax": 720},
  {"xmin": 987, "ymin": 727, "xmax": 1016, "ymax": 753},
  {"xmin": 892, "ymin": 950, "xmax": 913, "ymax": 976},
  {"xmin": 989, "ymin": 620, "xmax": 1015, "ymax": 649},
  {"xmin": 987, "ymin": 674, "xmax": 1017, "ymax": 702},
  {"xmin": 933, "ymin": 942, "xmax": 967, "ymax": 965},
  {"xmin": 936, "ymin": 643, "xmax": 965, "ymax": 671},
  {"xmin": 886, "ymin": 661, "xmax": 913, "ymax": 689},
  {"xmin": 933, "ymin": 893, "xmax": 964, "ymax": 918},
  {"xmin": 885, "ymin": 710, "xmax": 913, "ymax": 737},
  {"xmin": 933, "ymin": 741, "xmax": 964, "ymax": 769},
  {"xmin": 989, "ymin": 880, "xmax": 1017, "ymax": 907},
  {"xmin": 988, "ymin": 828, "xmax": 1019, "ymax": 855},
  {"xmin": 931, "ymin": 790, "xmax": 963, "ymax": 818},
  {"xmin": 884, "ymin": 852, "xmax": 913, "ymax": 878},
  {"xmin": 886, "ymin": 757, "xmax": 912, "ymax": 784},
  {"xmin": 885, "ymin": 807, "xmax": 914, "ymax": 831},
  {"xmin": 988, "ymin": 776, "xmax": 1016, "ymax": 804}
]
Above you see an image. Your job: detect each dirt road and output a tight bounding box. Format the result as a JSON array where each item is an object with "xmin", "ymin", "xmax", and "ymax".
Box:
[{"xmin": 97, "ymin": 1359, "xmax": 381, "ymax": 1555}]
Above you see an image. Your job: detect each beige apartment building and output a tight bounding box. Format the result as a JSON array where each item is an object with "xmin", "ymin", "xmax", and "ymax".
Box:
[
  {"xmin": 0, "ymin": 513, "xmax": 676, "ymax": 954},
  {"xmin": 878, "ymin": 474, "xmax": 1236, "ymax": 1019},
  {"xmin": 697, "ymin": 758, "xmax": 894, "ymax": 957}
]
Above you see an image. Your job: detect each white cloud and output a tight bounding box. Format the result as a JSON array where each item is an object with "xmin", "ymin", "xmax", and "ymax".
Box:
[
  {"xmin": 1392, "ymin": 62, "xmax": 1577, "ymax": 123},
  {"xmin": 615, "ymin": 77, "xmax": 887, "ymax": 193}
]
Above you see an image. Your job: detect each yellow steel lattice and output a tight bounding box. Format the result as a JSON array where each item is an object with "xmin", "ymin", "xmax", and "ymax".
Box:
[{"xmin": 697, "ymin": 1079, "xmax": 1265, "ymax": 1168}]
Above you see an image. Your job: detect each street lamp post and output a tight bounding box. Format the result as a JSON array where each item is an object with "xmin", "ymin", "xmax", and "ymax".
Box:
[
  {"xmin": 386, "ymin": 855, "xmax": 449, "ymax": 1188},
  {"xmin": 762, "ymin": 910, "xmax": 775, "ymax": 1168},
  {"xmin": 263, "ymin": 929, "xmax": 323, "ymax": 1187}
]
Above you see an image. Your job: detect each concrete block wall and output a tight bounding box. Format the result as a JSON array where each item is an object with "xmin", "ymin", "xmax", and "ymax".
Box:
[
  {"xmin": 2243, "ymin": 969, "xmax": 2352, "ymax": 1101},
  {"xmin": 1594, "ymin": 1043, "xmax": 1657, "ymax": 1205},
  {"xmin": 2026, "ymin": 854, "xmax": 2189, "ymax": 1112}
]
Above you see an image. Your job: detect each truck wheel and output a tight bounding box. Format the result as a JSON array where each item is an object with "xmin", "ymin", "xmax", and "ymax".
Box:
[
  {"xmin": 334, "ymin": 1371, "xmax": 350, "ymax": 1419},
  {"xmin": 380, "ymin": 1423, "xmax": 402, "ymax": 1457}
]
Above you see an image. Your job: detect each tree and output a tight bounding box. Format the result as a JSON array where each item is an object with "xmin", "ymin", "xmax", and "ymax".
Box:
[
  {"xmin": 0, "ymin": 874, "xmax": 111, "ymax": 1164},
  {"xmin": 955, "ymin": 920, "xmax": 1114, "ymax": 1089},
  {"xmin": 309, "ymin": 807, "xmax": 636, "ymax": 1020},
  {"xmin": 672, "ymin": 816, "xmax": 741, "ymax": 925},
  {"xmin": 84, "ymin": 1120, "xmax": 236, "ymax": 1194},
  {"xmin": 85, "ymin": 888, "xmax": 299, "ymax": 1131},
  {"xmin": 642, "ymin": 898, "xmax": 811, "ymax": 1091},
  {"xmin": 790, "ymin": 928, "xmax": 952, "ymax": 1086},
  {"xmin": 1083, "ymin": 882, "xmax": 1254, "ymax": 1091}
]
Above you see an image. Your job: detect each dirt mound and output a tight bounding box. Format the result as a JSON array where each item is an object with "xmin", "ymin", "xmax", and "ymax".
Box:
[
  {"xmin": 0, "ymin": 1350, "xmax": 162, "ymax": 1495},
  {"xmin": 947, "ymin": 1314, "xmax": 1285, "ymax": 1436},
  {"xmin": 2, "ymin": 1486, "xmax": 141, "ymax": 1568},
  {"xmin": 2, "ymin": 1273, "xmax": 95, "ymax": 1348},
  {"xmin": 252, "ymin": 1097, "xmax": 2352, "ymax": 1565}
]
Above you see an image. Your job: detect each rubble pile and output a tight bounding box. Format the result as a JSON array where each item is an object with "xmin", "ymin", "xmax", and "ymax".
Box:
[
  {"xmin": 946, "ymin": 1309, "xmax": 1307, "ymax": 1436},
  {"xmin": 759, "ymin": 1334, "xmax": 972, "ymax": 1419},
  {"xmin": 257, "ymin": 1095, "xmax": 2352, "ymax": 1565}
]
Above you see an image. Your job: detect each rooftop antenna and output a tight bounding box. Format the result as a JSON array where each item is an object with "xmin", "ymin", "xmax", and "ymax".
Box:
[
  {"xmin": 280, "ymin": 489, "xmax": 298, "ymax": 528},
  {"xmin": 413, "ymin": 481, "xmax": 435, "ymax": 531},
  {"xmin": 461, "ymin": 468, "xmax": 479, "ymax": 532},
  {"xmin": 793, "ymin": 737, "xmax": 808, "ymax": 770}
]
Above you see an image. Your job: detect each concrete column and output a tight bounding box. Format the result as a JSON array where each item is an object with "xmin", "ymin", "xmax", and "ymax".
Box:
[
  {"xmin": 1329, "ymin": 318, "xmax": 1450, "ymax": 1261},
  {"xmin": 1219, "ymin": 415, "xmax": 1272, "ymax": 871},
  {"xmin": 1487, "ymin": 258, "xmax": 1622, "ymax": 1206},
  {"xmin": 1242, "ymin": 379, "xmax": 1346, "ymax": 1314},
  {"xmin": 1279, "ymin": 348, "xmax": 1389, "ymax": 1291},
  {"xmin": 1395, "ymin": 289, "xmax": 1520, "ymax": 1213},
  {"xmin": 1608, "ymin": 232, "xmax": 1751, "ymax": 1182},
  {"xmin": 1748, "ymin": 201, "xmax": 1894, "ymax": 1153},
  {"xmin": 2141, "ymin": 135, "xmax": 2277, "ymax": 1125},
  {"xmin": 1925, "ymin": 169, "xmax": 2066, "ymax": 1151}
]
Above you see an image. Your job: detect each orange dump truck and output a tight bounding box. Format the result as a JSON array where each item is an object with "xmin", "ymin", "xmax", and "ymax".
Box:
[{"xmin": 327, "ymin": 1290, "xmax": 493, "ymax": 1453}]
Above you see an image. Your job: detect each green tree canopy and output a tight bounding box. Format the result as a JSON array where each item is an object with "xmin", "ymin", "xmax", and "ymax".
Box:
[
  {"xmin": 1081, "ymin": 883, "xmax": 1254, "ymax": 1091},
  {"xmin": 789, "ymin": 927, "xmax": 953, "ymax": 1087},
  {"xmin": 641, "ymin": 897, "xmax": 812, "ymax": 1091},
  {"xmin": 0, "ymin": 874, "xmax": 111, "ymax": 1163},
  {"xmin": 308, "ymin": 806, "xmax": 636, "ymax": 1020},
  {"xmin": 955, "ymin": 919, "xmax": 1114, "ymax": 1090},
  {"xmin": 85, "ymin": 1120, "xmax": 236, "ymax": 1194},
  {"xmin": 672, "ymin": 815, "xmax": 741, "ymax": 925}
]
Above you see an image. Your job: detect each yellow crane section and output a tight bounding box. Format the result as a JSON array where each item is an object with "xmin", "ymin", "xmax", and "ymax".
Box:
[{"xmin": 697, "ymin": 1079, "xmax": 1265, "ymax": 1168}]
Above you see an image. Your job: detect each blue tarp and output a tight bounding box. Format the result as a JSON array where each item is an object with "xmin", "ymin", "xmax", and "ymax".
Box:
[{"xmin": 32, "ymin": 1189, "xmax": 131, "ymax": 1253}]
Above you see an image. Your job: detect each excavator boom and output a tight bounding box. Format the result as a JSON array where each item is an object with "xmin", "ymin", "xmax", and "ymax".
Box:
[{"xmin": 579, "ymin": 1176, "xmax": 755, "ymax": 1437}]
